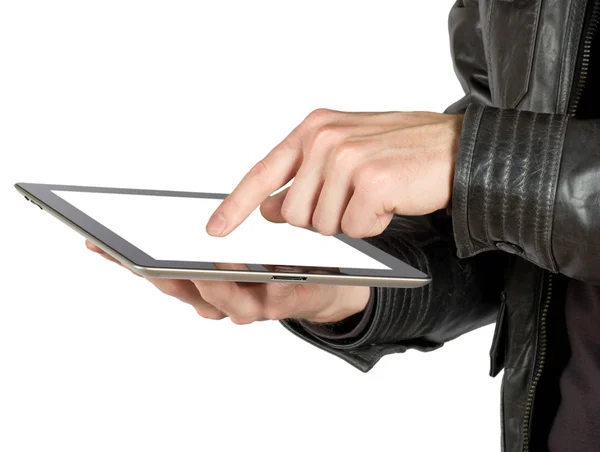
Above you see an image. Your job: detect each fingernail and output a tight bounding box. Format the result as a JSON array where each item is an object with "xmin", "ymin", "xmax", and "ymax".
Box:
[{"xmin": 207, "ymin": 212, "xmax": 227, "ymax": 235}]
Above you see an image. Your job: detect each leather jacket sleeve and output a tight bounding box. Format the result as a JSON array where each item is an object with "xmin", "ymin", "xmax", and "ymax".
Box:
[
  {"xmin": 281, "ymin": 213, "xmax": 506, "ymax": 372},
  {"xmin": 279, "ymin": 0, "xmax": 507, "ymax": 372},
  {"xmin": 453, "ymin": 104, "xmax": 600, "ymax": 286},
  {"xmin": 445, "ymin": 0, "xmax": 492, "ymax": 113}
]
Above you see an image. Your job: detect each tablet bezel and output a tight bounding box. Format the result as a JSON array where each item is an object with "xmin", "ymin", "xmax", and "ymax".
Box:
[{"xmin": 15, "ymin": 182, "xmax": 430, "ymax": 288}]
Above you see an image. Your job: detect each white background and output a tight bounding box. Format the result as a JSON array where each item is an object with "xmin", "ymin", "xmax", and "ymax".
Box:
[{"xmin": 0, "ymin": 1, "xmax": 501, "ymax": 451}]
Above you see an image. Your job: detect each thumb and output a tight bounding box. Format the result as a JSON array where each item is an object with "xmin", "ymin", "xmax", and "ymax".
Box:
[{"xmin": 259, "ymin": 187, "xmax": 289, "ymax": 223}]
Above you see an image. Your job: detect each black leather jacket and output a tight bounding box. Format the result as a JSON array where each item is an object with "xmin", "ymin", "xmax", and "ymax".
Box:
[{"xmin": 282, "ymin": 0, "xmax": 600, "ymax": 451}]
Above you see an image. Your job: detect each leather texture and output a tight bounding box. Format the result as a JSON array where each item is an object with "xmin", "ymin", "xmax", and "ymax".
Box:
[
  {"xmin": 281, "ymin": 0, "xmax": 600, "ymax": 450},
  {"xmin": 452, "ymin": 104, "xmax": 568, "ymax": 273},
  {"xmin": 553, "ymin": 118, "xmax": 600, "ymax": 284},
  {"xmin": 282, "ymin": 212, "xmax": 506, "ymax": 372}
]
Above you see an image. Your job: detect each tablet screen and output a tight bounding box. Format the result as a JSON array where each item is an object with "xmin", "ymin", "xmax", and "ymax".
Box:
[{"xmin": 52, "ymin": 190, "xmax": 390, "ymax": 270}]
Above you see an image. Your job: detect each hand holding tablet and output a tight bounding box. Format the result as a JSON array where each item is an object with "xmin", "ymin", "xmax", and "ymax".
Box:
[
  {"xmin": 15, "ymin": 182, "xmax": 428, "ymax": 324},
  {"xmin": 13, "ymin": 108, "xmax": 461, "ymax": 323},
  {"xmin": 85, "ymin": 239, "xmax": 372, "ymax": 324}
]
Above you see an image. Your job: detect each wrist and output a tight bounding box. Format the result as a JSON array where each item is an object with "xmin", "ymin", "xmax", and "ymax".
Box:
[
  {"xmin": 307, "ymin": 285, "xmax": 372, "ymax": 324},
  {"xmin": 439, "ymin": 113, "xmax": 463, "ymax": 212}
]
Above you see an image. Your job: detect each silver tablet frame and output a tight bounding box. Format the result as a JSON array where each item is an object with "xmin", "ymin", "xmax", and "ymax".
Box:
[{"xmin": 15, "ymin": 182, "xmax": 430, "ymax": 288}]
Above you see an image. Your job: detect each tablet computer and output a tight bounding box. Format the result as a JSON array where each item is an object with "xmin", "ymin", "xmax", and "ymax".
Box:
[{"xmin": 15, "ymin": 183, "xmax": 430, "ymax": 288}]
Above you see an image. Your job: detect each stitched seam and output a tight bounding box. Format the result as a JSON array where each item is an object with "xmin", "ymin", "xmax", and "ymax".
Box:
[
  {"xmin": 534, "ymin": 114, "xmax": 554, "ymax": 260},
  {"xmin": 394, "ymin": 253, "xmax": 412, "ymax": 340},
  {"xmin": 486, "ymin": 0, "xmax": 496, "ymax": 102},
  {"xmin": 501, "ymin": 110, "xmax": 520, "ymax": 241},
  {"xmin": 376, "ymin": 297, "xmax": 390, "ymax": 344},
  {"xmin": 522, "ymin": 0, "xmax": 543, "ymax": 106},
  {"xmin": 557, "ymin": 0, "xmax": 577, "ymax": 112},
  {"xmin": 397, "ymin": 238, "xmax": 421, "ymax": 338},
  {"xmin": 458, "ymin": 105, "xmax": 486, "ymax": 255},
  {"xmin": 483, "ymin": 109, "xmax": 504, "ymax": 245},
  {"xmin": 350, "ymin": 286, "xmax": 385, "ymax": 348},
  {"xmin": 385, "ymin": 242, "xmax": 412, "ymax": 341},
  {"xmin": 374, "ymin": 285, "xmax": 393, "ymax": 343},
  {"xmin": 389, "ymin": 287, "xmax": 409, "ymax": 342},
  {"xmin": 368, "ymin": 236, "xmax": 403, "ymax": 344},
  {"xmin": 559, "ymin": 0, "xmax": 587, "ymax": 113},
  {"xmin": 346, "ymin": 344, "xmax": 408, "ymax": 368},
  {"xmin": 517, "ymin": 112, "xmax": 538, "ymax": 248},
  {"xmin": 398, "ymin": 238, "xmax": 426, "ymax": 339},
  {"xmin": 543, "ymin": 115, "xmax": 568, "ymax": 271},
  {"xmin": 410, "ymin": 240, "xmax": 433, "ymax": 339},
  {"xmin": 510, "ymin": 0, "xmax": 543, "ymax": 108},
  {"xmin": 370, "ymin": 287, "xmax": 392, "ymax": 345}
]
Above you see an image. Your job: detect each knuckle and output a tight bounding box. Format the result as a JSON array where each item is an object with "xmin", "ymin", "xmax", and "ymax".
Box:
[
  {"xmin": 211, "ymin": 312, "xmax": 227, "ymax": 320},
  {"xmin": 304, "ymin": 126, "xmax": 341, "ymax": 160},
  {"xmin": 279, "ymin": 205, "xmax": 293, "ymax": 223},
  {"xmin": 284, "ymin": 214, "xmax": 309, "ymax": 228},
  {"xmin": 160, "ymin": 281, "xmax": 187, "ymax": 300},
  {"xmin": 229, "ymin": 315, "xmax": 254, "ymax": 325},
  {"xmin": 230, "ymin": 301, "xmax": 263, "ymax": 325},
  {"xmin": 247, "ymin": 159, "xmax": 270, "ymax": 182},
  {"xmin": 220, "ymin": 195, "xmax": 243, "ymax": 217},
  {"xmin": 280, "ymin": 201, "xmax": 309, "ymax": 228},
  {"xmin": 194, "ymin": 305, "xmax": 226, "ymax": 320},
  {"xmin": 329, "ymin": 142, "xmax": 360, "ymax": 175},
  {"xmin": 311, "ymin": 214, "xmax": 326, "ymax": 232},
  {"xmin": 196, "ymin": 283, "xmax": 222, "ymax": 305},
  {"xmin": 355, "ymin": 165, "xmax": 389, "ymax": 193},
  {"xmin": 312, "ymin": 125, "xmax": 344, "ymax": 148},
  {"xmin": 311, "ymin": 213, "xmax": 336, "ymax": 236},
  {"xmin": 304, "ymin": 108, "xmax": 333, "ymax": 128},
  {"xmin": 341, "ymin": 219, "xmax": 362, "ymax": 239}
]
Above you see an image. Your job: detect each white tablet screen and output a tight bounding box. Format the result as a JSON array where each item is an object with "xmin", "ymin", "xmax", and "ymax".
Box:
[{"xmin": 52, "ymin": 190, "xmax": 390, "ymax": 270}]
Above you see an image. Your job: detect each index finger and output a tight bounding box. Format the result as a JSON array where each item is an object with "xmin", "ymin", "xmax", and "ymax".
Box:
[{"xmin": 206, "ymin": 130, "xmax": 304, "ymax": 237}]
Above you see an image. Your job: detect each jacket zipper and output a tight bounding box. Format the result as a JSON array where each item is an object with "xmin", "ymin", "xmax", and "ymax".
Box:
[
  {"xmin": 567, "ymin": 0, "xmax": 600, "ymax": 116},
  {"xmin": 522, "ymin": 272, "xmax": 553, "ymax": 452},
  {"xmin": 522, "ymin": 3, "xmax": 600, "ymax": 450}
]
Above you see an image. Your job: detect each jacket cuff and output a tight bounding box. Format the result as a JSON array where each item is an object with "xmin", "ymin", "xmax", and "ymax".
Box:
[
  {"xmin": 280, "ymin": 282, "xmax": 442, "ymax": 373},
  {"xmin": 452, "ymin": 103, "xmax": 568, "ymax": 272},
  {"xmin": 281, "ymin": 210, "xmax": 505, "ymax": 373}
]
